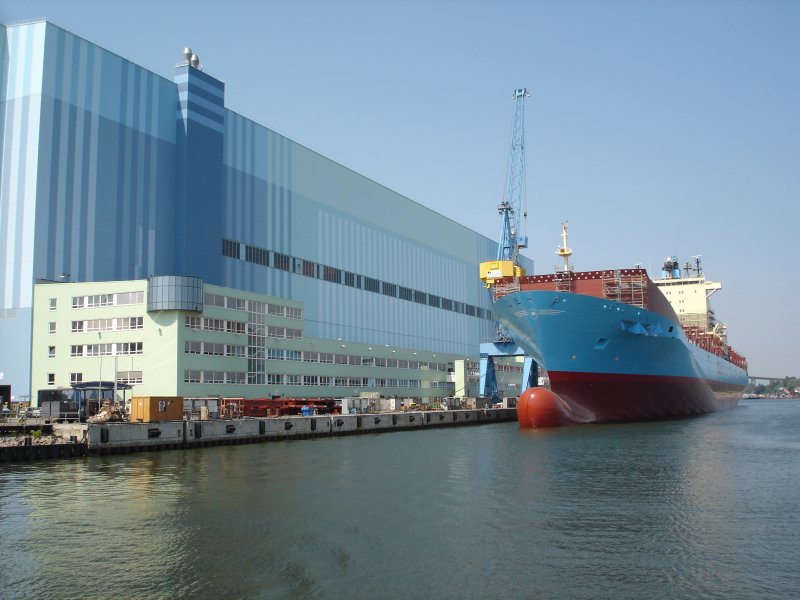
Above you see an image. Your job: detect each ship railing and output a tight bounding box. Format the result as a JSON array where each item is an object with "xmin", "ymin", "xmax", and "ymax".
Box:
[
  {"xmin": 553, "ymin": 271, "xmax": 574, "ymax": 293},
  {"xmin": 601, "ymin": 271, "xmax": 648, "ymax": 308},
  {"xmin": 493, "ymin": 279, "xmax": 521, "ymax": 300}
]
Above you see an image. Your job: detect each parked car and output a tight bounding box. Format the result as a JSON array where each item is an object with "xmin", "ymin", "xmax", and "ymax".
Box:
[{"xmin": 25, "ymin": 407, "xmax": 42, "ymax": 418}]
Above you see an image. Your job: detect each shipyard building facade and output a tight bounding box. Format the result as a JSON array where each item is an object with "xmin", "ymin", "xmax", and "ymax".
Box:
[{"xmin": 1, "ymin": 20, "xmax": 532, "ymax": 403}]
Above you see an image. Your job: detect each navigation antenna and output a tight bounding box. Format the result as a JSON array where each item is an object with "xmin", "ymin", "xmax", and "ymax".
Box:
[{"xmin": 693, "ymin": 255, "xmax": 703, "ymax": 276}]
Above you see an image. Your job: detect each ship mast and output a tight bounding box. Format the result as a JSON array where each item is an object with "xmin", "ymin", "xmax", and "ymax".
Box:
[{"xmin": 556, "ymin": 221, "xmax": 573, "ymax": 272}]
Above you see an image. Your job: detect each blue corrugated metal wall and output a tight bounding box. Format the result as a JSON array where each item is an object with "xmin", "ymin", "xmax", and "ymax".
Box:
[{"xmin": 0, "ymin": 20, "xmax": 530, "ymax": 397}]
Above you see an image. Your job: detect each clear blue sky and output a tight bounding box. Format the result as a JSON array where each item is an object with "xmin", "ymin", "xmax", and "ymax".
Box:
[{"xmin": 3, "ymin": 0, "xmax": 799, "ymax": 378}]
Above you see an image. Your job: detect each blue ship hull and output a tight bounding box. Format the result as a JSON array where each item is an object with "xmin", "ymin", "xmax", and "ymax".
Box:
[{"xmin": 494, "ymin": 290, "xmax": 748, "ymax": 424}]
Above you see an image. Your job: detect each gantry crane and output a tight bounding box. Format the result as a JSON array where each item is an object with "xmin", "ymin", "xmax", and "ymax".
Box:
[
  {"xmin": 478, "ymin": 89, "xmax": 537, "ymax": 401},
  {"xmin": 480, "ymin": 88, "xmax": 529, "ymax": 286}
]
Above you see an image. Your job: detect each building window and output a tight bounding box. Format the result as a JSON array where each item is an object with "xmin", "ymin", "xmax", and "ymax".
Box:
[
  {"xmin": 226, "ymin": 321, "xmax": 246, "ymax": 334},
  {"xmin": 49, "ymin": 298, "xmax": 57, "ymax": 310},
  {"xmin": 70, "ymin": 373, "xmax": 83, "ymax": 385},
  {"xmin": 323, "ymin": 266, "xmax": 342, "ymax": 284},
  {"xmin": 185, "ymin": 341, "xmax": 201, "ymax": 354},
  {"xmin": 226, "ymin": 344, "xmax": 246, "ymax": 357},
  {"xmin": 273, "ymin": 253, "xmax": 291, "ymax": 271},
  {"xmin": 286, "ymin": 307, "xmax": 302, "ymax": 320},
  {"xmin": 226, "ymin": 372, "xmax": 246, "ymax": 384},
  {"xmin": 222, "ymin": 239, "xmax": 241, "ymax": 259},
  {"xmin": 364, "ymin": 277, "xmax": 380, "ymax": 293},
  {"xmin": 245, "ymin": 245, "xmax": 269, "ymax": 266},
  {"xmin": 116, "ymin": 291, "xmax": 144, "ymax": 305},
  {"xmin": 204, "ymin": 371, "xmax": 225, "ymax": 384},
  {"xmin": 184, "ymin": 370, "xmax": 202, "ymax": 383},
  {"xmin": 116, "ymin": 371, "xmax": 142, "ymax": 385},
  {"xmin": 47, "ymin": 373, "xmax": 55, "ymax": 386},
  {"xmin": 203, "ymin": 343, "xmax": 225, "ymax": 356},
  {"xmin": 48, "ymin": 346, "xmax": 55, "ymax": 359}
]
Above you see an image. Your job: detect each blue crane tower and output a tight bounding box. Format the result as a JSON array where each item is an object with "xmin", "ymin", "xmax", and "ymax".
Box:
[{"xmin": 478, "ymin": 88, "xmax": 537, "ymax": 402}]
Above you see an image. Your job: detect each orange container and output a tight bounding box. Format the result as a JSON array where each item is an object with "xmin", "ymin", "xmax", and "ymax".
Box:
[{"xmin": 130, "ymin": 396, "xmax": 183, "ymax": 423}]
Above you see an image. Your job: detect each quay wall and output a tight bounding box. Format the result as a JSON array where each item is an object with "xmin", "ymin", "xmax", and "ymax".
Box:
[
  {"xmin": 2, "ymin": 409, "xmax": 516, "ymax": 461},
  {"xmin": 88, "ymin": 409, "xmax": 515, "ymax": 455}
]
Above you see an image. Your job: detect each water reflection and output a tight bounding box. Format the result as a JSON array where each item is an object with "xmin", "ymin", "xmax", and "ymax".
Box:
[{"xmin": 1, "ymin": 401, "xmax": 799, "ymax": 599}]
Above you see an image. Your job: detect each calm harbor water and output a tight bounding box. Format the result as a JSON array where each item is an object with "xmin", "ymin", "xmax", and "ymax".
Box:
[{"xmin": 1, "ymin": 399, "xmax": 799, "ymax": 599}]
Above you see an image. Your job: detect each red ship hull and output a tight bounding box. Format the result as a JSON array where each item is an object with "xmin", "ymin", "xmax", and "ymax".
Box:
[{"xmin": 518, "ymin": 371, "xmax": 742, "ymax": 428}]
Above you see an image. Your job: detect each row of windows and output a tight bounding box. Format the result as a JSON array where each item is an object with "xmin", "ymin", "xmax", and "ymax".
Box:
[
  {"xmin": 495, "ymin": 364, "xmax": 523, "ymax": 373},
  {"xmin": 204, "ymin": 293, "xmax": 303, "ymax": 319},
  {"xmin": 253, "ymin": 375, "xmax": 450, "ymax": 389},
  {"xmin": 184, "ymin": 370, "xmax": 247, "ymax": 384},
  {"xmin": 71, "ymin": 291, "xmax": 144, "ymax": 309},
  {"xmin": 184, "ymin": 341, "xmax": 247, "ymax": 357},
  {"xmin": 47, "ymin": 371, "xmax": 143, "ymax": 386},
  {"xmin": 185, "ymin": 316, "xmax": 246, "ymax": 334},
  {"xmin": 267, "ymin": 326, "xmax": 302, "ymax": 340},
  {"xmin": 245, "ymin": 323, "xmax": 302, "ymax": 338},
  {"xmin": 222, "ymin": 239, "xmax": 493, "ymax": 321},
  {"xmin": 71, "ymin": 317, "xmax": 143, "ymax": 332},
  {"xmin": 70, "ymin": 342, "xmax": 143, "ymax": 357},
  {"xmin": 265, "ymin": 349, "xmax": 449, "ymax": 371}
]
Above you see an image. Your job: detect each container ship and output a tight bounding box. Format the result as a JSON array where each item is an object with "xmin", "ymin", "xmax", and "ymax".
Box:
[{"xmin": 483, "ymin": 224, "xmax": 748, "ymax": 427}]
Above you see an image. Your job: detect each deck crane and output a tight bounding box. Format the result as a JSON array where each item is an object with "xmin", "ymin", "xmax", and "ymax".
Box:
[{"xmin": 478, "ymin": 89, "xmax": 537, "ymax": 401}]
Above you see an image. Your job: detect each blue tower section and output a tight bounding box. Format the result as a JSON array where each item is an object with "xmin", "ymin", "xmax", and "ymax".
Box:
[{"xmin": 174, "ymin": 56, "xmax": 225, "ymax": 284}]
